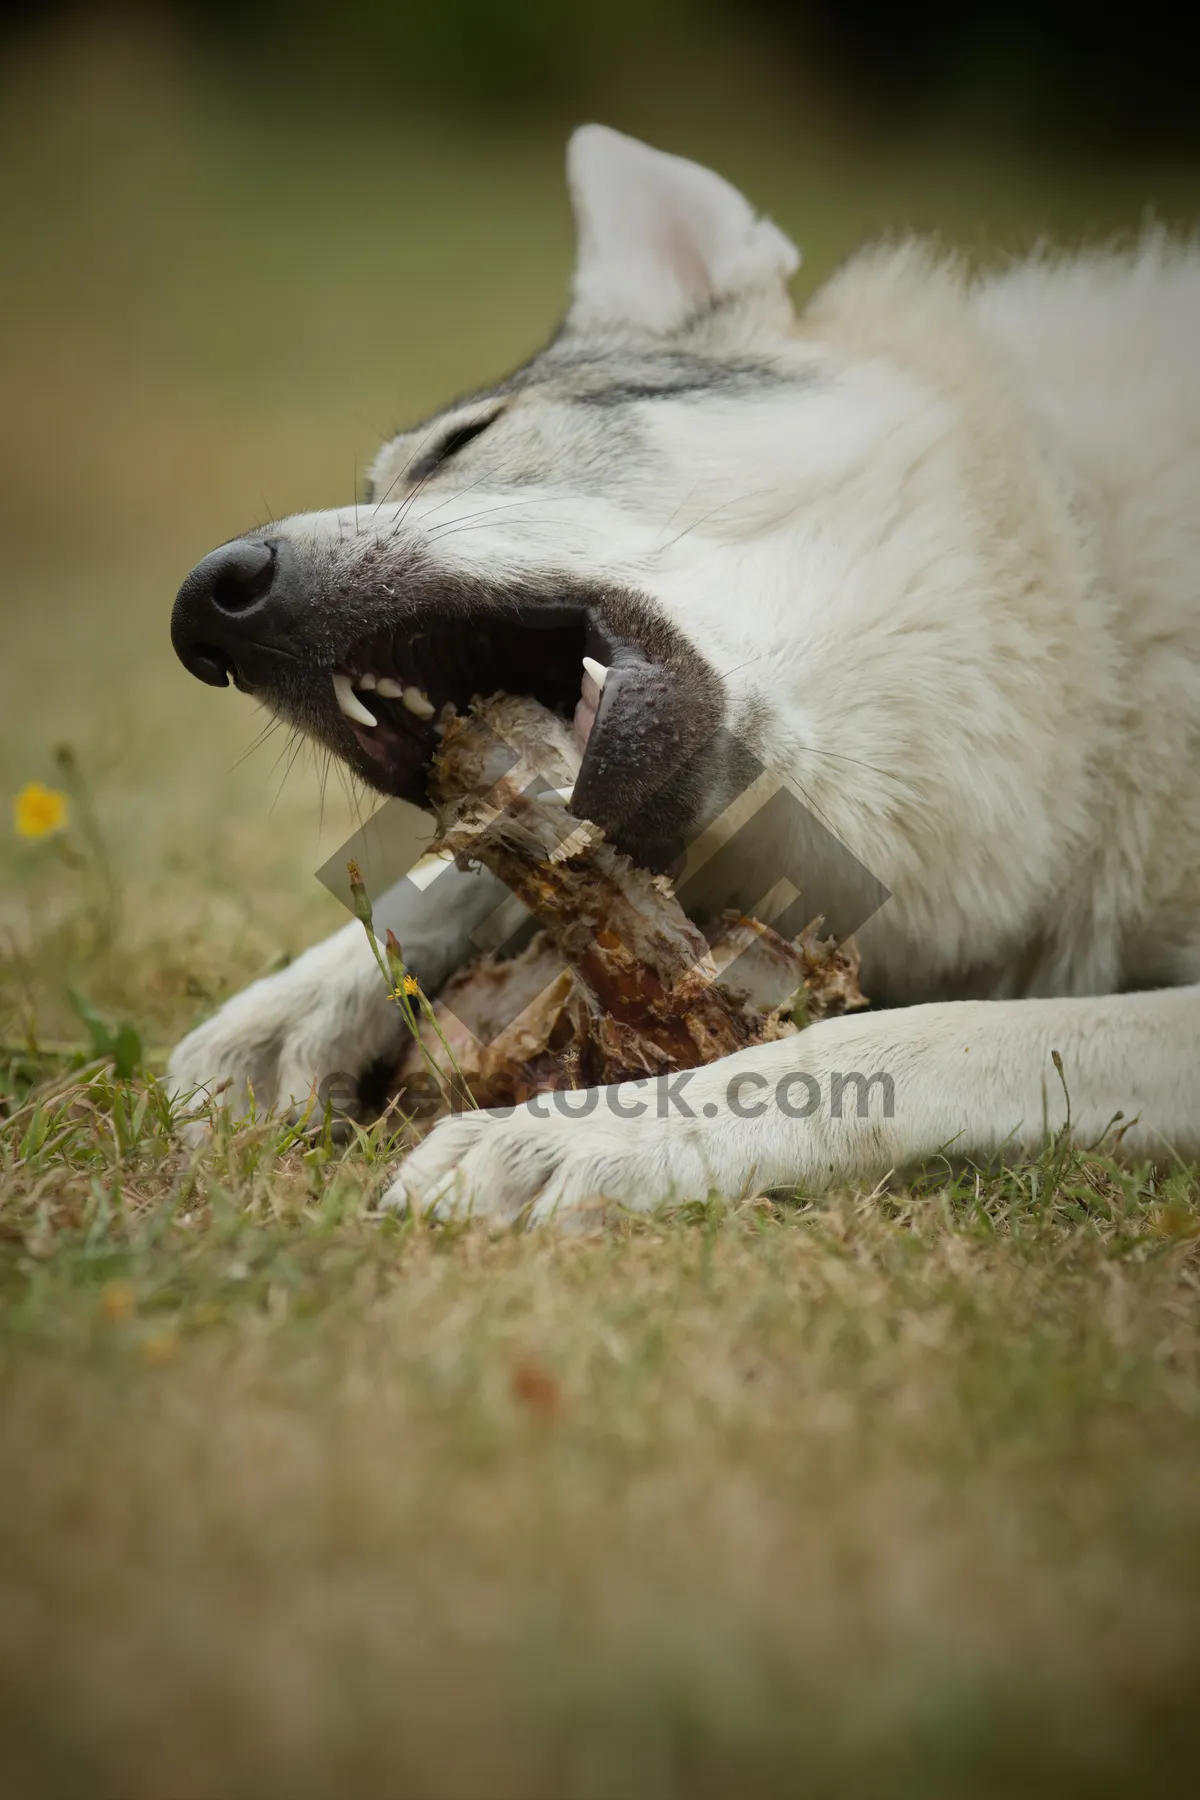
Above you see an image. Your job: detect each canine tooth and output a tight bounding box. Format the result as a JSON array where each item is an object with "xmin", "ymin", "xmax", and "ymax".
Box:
[
  {"xmin": 358, "ymin": 672, "xmax": 377, "ymax": 690},
  {"xmin": 401, "ymin": 686, "xmax": 436, "ymax": 720},
  {"xmin": 332, "ymin": 671, "xmax": 377, "ymax": 728},
  {"xmin": 582, "ymin": 656, "xmax": 608, "ymax": 691},
  {"xmin": 375, "ymin": 677, "xmax": 404, "ymax": 698}
]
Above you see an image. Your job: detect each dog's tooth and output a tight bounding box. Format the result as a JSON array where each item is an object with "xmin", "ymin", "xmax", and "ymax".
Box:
[
  {"xmin": 401, "ymin": 686, "xmax": 436, "ymax": 720},
  {"xmin": 332, "ymin": 671, "xmax": 377, "ymax": 728},
  {"xmin": 358, "ymin": 672, "xmax": 377, "ymax": 690},
  {"xmin": 375, "ymin": 677, "xmax": 404, "ymax": 698},
  {"xmin": 582, "ymin": 656, "xmax": 608, "ymax": 691}
]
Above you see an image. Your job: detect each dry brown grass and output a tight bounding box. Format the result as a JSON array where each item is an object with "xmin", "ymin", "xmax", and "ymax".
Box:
[{"xmin": 3, "ymin": 1118, "xmax": 1200, "ymax": 1796}]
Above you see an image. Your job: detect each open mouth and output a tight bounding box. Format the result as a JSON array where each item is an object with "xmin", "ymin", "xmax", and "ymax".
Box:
[
  {"xmin": 325, "ymin": 605, "xmax": 624, "ymax": 807},
  {"xmin": 293, "ymin": 578, "xmax": 729, "ymax": 869},
  {"xmin": 329, "ymin": 608, "xmax": 593, "ymax": 799}
]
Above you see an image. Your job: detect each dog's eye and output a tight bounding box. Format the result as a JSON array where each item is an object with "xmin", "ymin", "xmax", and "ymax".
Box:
[{"xmin": 410, "ymin": 411, "xmax": 500, "ymax": 481}]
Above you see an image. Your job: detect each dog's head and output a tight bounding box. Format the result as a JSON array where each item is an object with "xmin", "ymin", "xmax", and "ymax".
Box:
[{"xmin": 171, "ymin": 127, "xmax": 820, "ymax": 866}]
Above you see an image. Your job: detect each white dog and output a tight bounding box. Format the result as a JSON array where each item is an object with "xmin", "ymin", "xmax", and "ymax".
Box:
[{"xmin": 168, "ymin": 127, "xmax": 1200, "ymax": 1222}]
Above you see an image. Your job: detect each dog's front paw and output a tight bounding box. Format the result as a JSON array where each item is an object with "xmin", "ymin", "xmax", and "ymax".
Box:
[
  {"xmin": 383, "ymin": 1076, "xmax": 771, "ymax": 1227},
  {"xmin": 168, "ymin": 922, "xmax": 402, "ymax": 1129},
  {"xmin": 383, "ymin": 1020, "xmax": 904, "ymax": 1226}
]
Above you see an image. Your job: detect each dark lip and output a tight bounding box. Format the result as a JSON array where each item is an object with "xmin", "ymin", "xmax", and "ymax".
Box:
[
  {"xmin": 228, "ymin": 643, "xmax": 303, "ymax": 695},
  {"xmin": 244, "ymin": 574, "xmax": 728, "ymax": 865}
]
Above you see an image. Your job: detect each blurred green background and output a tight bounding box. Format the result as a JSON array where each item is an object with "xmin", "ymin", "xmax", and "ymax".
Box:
[{"xmin": 1, "ymin": 2, "xmax": 1197, "ymax": 1046}]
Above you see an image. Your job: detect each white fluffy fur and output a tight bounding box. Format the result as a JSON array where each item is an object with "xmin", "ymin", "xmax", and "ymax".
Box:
[{"xmin": 169, "ymin": 129, "xmax": 1200, "ymax": 1219}]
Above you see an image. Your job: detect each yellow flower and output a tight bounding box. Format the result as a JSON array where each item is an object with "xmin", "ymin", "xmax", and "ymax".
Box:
[
  {"xmin": 139, "ymin": 1331, "xmax": 178, "ymax": 1366},
  {"xmin": 101, "ymin": 1280, "xmax": 136, "ymax": 1322},
  {"xmin": 14, "ymin": 781, "xmax": 68, "ymax": 840},
  {"xmin": 403, "ymin": 974, "xmax": 420, "ymax": 995}
]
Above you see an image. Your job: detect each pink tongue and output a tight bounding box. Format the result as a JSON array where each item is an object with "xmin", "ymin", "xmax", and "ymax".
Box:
[{"xmin": 352, "ymin": 721, "xmax": 393, "ymax": 765}]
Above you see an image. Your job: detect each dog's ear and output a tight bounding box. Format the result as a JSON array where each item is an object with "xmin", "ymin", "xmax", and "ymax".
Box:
[{"xmin": 565, "ymin": 126, "xmax": 799, "ymax": 335}]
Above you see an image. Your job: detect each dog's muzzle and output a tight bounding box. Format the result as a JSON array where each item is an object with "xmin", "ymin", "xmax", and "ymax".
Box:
[{"xmin": 170, "ymin": 533, "xmax": 732, "ymax": 871}]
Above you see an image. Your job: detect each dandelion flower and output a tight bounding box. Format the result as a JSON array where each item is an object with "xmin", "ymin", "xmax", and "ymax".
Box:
[
  {"xmin": 14, "ymin": 781, "xmax": 68, "ymax": 840},
  {"xmin": 403, "ymin": 974, "xmax": 420, "ymax": 995},
  {"xmin": 139, "ymin": 1331, "xmax": 178, "ymax": 1366},
  {"xmin": 101, "ymin": 1280, "xmax": 136, "ymax": 1322}
]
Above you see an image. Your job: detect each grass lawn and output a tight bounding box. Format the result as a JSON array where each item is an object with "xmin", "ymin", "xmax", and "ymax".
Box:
[
  {"xmin": 3, "ymin": 1096, "xmax": 1200, "ymax": 1795},
  {"xmin": 2, "ymin": 19, "xmax": 1199, "ymax": 1796}
]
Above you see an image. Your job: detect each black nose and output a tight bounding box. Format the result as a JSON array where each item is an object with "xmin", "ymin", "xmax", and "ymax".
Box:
[{"xmin": 171, "ymin": 537, "xmax": 293, "ymax": 688}]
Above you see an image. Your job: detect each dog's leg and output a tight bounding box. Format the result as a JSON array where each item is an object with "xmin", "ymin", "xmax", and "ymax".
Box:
[
  {"xmin": 388, "ymin": 983, "xmax": 1200, "ymax": 1222},
  {"xmin": 167, "ymin": 861, "xmax": 512, "ymax": 1122}
]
